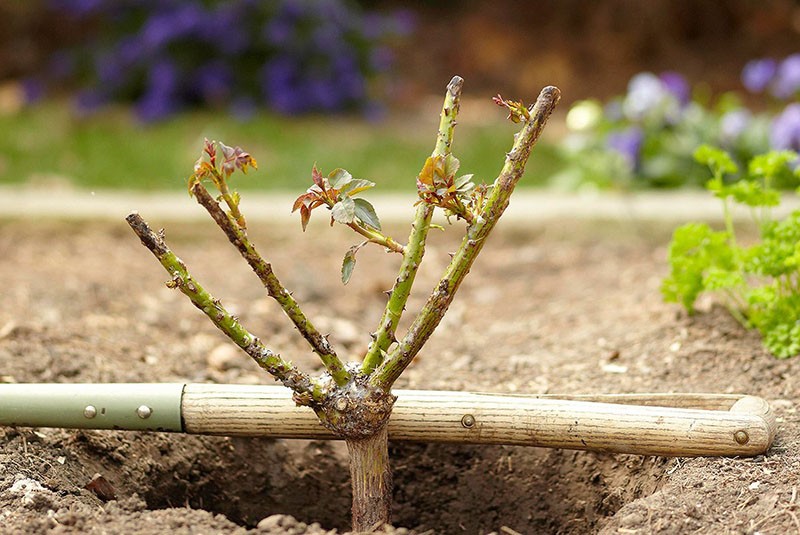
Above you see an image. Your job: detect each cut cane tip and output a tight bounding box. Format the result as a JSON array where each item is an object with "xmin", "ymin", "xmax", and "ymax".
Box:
[{"xmin": 447, "ymin": 76, "xmax": 464, "ymax": 94}]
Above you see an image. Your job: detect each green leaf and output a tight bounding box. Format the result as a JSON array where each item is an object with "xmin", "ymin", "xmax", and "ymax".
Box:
[
  {"xmin": 702, "ymin": 266, "xmax": 744, "ymax": 291},
  {"xmin": 704, "ymin": 176, "xmax": 728, "ymax": 199},
  {"xmin": 661, "ymin": 222, "xmax": 733, "ymax": 312},
  {"xmin": 694, "ymin": 145, "xmax": 739, "ymax": 176},
  {"xmin": 454, "ymin": 174, "xmax": 475, "ymax": 192},
  {"xmin": 727, "ymin": 180, "xmax": 780, "ymax": 208},
  {"xmin": 331, "ymin": 195, "xmax": 356, "ymax": 224},
  {"xmin": 341, "ymin": 247, "xmax": 358, "ymax": 285},
  {"xmin": 443, "ymin": 154, "xmax": 460, "ymax": 178},
  {"xmin": 341, "ymin": 179, "xmax": 376, "ymax": 196},
  {"xmin": 328, "ymin": 168, "xmax": 353, "ymax": 189},
  {"xmin": 353, "ymin": 198, "xmax": 381, "ymax": 230},
  {"xmin": 748, "ymin": 151, "xmax": 798, "ymax": 183}
]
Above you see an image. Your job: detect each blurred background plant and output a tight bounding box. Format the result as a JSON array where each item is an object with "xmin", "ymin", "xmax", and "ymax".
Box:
[
  {"xmin": 2, "ymin": 1, "xmax": 800, "ymax": 191},
  {"xmin": 34, "ymin": 0, "xmax": 412, "ymax": 121},
  {"xmin": 554, "ymin": 53, "xmax": 800, "ymax": 191}
]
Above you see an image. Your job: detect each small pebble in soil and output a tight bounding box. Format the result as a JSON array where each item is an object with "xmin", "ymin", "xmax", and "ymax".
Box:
[
  {"xmin": 619, "ymin": 510, "xmax": 646, "ymax": 528},
  {"xmin": 6, "ymin": 476, "xmax": 56, "ymax": 510}
]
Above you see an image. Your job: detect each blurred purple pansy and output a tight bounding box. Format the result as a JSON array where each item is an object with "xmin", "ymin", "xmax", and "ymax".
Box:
[
  {"xmin": 607, "ymin": 127, "xmax": 644, "ymax": 171},
  {"xmin": 192, "ymin": 62, "xmax": 233, "ymax": 103},
  {"xmin": 719, "ymin": 109, "xmax": 752, "ymax": 145},
  {"xmin": 659, "ymin": 71, "xmax": 690, "ymax": 105},
  {"xmin": 74, "ymin": 89, "xmax": 107, "ymax": 114},
  {"xmin": 742, "ymin": 58, "xmax": 778, "ymax": 93},
  {"xmin": 771, "ymin": 54, "xmax": 800, "ymax": 100},
  {"xmin": 21, "ymin": 79, "xmax": 44, "ymax": 103},
  {"xmin": 623, "ymin": 72, "xmax": 680, "ymax": 123},
  {"xmin": 770, "ymin": 103, "xmax": 800, "ymax": 152}
]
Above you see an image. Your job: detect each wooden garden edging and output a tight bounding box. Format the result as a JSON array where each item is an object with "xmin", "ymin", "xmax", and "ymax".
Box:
[{"xmin": 0, "ymin": 383, "xmax": 776, "ymax": 457}]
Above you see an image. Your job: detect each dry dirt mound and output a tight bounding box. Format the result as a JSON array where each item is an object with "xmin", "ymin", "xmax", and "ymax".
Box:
[{"xmin": 0, "ymin": 217, "xmax": 797, "ymax": 533}]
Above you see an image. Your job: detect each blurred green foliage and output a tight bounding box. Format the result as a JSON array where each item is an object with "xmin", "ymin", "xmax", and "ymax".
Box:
[{"xmin": 0, "ymin": 101, "xmax": 562, "ymax": 191}]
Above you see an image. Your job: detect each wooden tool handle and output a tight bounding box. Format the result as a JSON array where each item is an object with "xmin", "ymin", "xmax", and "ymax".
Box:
[{"xmin": 181, "ymin": 385, "xmax": 776, "ymax": 457}]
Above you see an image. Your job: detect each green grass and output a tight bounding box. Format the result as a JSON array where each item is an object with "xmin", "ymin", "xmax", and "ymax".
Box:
[{"xmin": 0, "ymin": 101, "xmax": 562, "ymax": 191}]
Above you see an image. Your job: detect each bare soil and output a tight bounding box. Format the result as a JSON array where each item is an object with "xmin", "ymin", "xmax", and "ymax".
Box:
[{"xmin": 0, "ymin": 214, "xmax": 798, "ymax": 534}]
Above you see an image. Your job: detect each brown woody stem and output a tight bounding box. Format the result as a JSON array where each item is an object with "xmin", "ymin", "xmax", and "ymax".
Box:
[
  {"xmin": 371, "ymin": 85, "xmax": 561, "ymax": 389},
  {"xmin": 191, "ymin": 182, "xmax": 350, "ymax": 387},
  {"xmin": 346, "ymin": 426, "xmax": 392, "ymax": 532}
]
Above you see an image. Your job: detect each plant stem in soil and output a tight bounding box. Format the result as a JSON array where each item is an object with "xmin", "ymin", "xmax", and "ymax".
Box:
[{"xmin": 346, "ymin": 425, "xmax": 392, "ymax": 532}]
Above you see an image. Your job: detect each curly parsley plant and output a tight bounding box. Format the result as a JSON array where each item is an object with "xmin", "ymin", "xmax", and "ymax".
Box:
[{"xmin": 662, "ymin": 145, "xmax": 800, "ymax": 357}]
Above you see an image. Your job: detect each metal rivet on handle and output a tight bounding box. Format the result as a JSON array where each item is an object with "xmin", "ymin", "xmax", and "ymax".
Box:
[
  {"xmin": 461, "ymin": 414, "xmax": 476, "ymax": 428},
  {"xmin": 83, "ymin": 405, "xmax": 97, "ymax": 419},
  {"xmin": 136, "ymin": 405, "xmax": 153, "ymax": 419},
  {"xmin": 734, "ymin": 430, "xmax": 749, "ymax": 445}
]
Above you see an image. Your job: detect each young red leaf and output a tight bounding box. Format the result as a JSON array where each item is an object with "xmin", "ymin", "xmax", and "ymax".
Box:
[
  {"xmin": 311, "ymin": 165, "xmax": 325, "ymax": 189},
  {"xmin": 203, "ymin": 138, "xmax": 217, "ymax": 167}
]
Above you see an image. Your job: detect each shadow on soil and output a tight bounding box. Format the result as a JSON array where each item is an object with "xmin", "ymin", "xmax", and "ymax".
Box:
[{"xmin": 66, "ymin": 429, "xmax": 668, "ymax": 533}]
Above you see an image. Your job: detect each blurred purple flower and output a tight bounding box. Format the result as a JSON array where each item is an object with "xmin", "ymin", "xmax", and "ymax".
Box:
[
  {"xmin": 771, "ymin": 54, "xmax": 800, "ymax": 100},
  {"xmin": 770, "ymin": 103, "xmax": 800, "ymax": 151},
  {"xmin": 741, "ymin": 58, "xmax": 777, "ymax": 93},
  {"xmin": 230, "ymin": 96, "xmax": 257, "ymax": 121},
  {"xmin": 136, "ymin": 93, "xmax": 179, "ymax": 122},
  {"xmin": 192, "ymin": 62, "xmax": 233, "ymax": 104},
  {"xmin": 369, "ymin": 46, "xmax": 394, "ymax": 73},
  {"xmin": 96, "ymin": 52, "xmax": 127, "ymax": 88},
  {"xmin": 47, "ymin": 50, "xmax": 75, "ymax": 80},
  {"xmin": 211, "ymin": 4, "xmax": 248, "ymax": 54},
  {"xmin": 719, "ymin": 108, "xmax": 752, "ymax": 145},
  {"xmin": 388, "ymin": 9, "xmax": 416, "ymax": 36},
  {"xmin": 607, "ymin": 127, "xmax": 644, "ymax": 170},
  {"xmin": 50, "ymin": 0, "xmax": 105, "ymax": 16},
  {"xmin": 623, "ymin": 72, "xmax": 679, "ymax": 123},
  {"xmin": 147, "ymin": 59, "xmax": 179, "ymax": 95},
  {"xmin": 361, "ymin": 13, "xmax": 386, "ymax": 40},
  {"xmin": 319, "ymin": 0, "xmax": 348, "ymax": 27},
  {"xmin": 141, "ymin": 4, "xmax": 204, "ymax": 50},
  {"xmin": 363, "ymin": 100, "xmax": 387, "ymax": 122},
  {"xmin": 312, "ymin": 26, "xmax": 344, "ymax": 52},
  {"xmin": 261, "ymin": 57, "xmax": 296, "ymax": 92},
  {"xmin": 47, "ymin": 0, "xmax": 408, "ymax": 118},
  {"xmin": 261, "ymin": 59, "xmax": 305, "ymax": 114},
  {"xmin": 659, "ymin": 71, "xmax": 690, "ymax": 105},
  {"xmin": 21, "ymin": 79, "xmax": 44, "ymax": 103},
  {"xmin": 135, "ymin": 59, "xmax": 180, "ymax": 121},
  {"xmin": 604, "ymin": 100, "xmax": 624, "ymax": 122},
  {"xmin": 263, "ymin": 17, "xmax": 294, "ymax": 45},
  {"xmin": 361, "ymin": 9, "xmax": 415, "ymax": 40},
  {"xmin": 332, "ymin": 53, "xmax": 365, "ymax": 101},
  {"xmin": 75, "ymin": 89, "xmax": 107, "ymax": 114},
  {"xmin": 278, "ymin": 0, "xmax": 305, "ymax": 19},
  {"xmin": 307, "ymin": 78, "xmax": 341, "ymax": 110},
  {"xmin": 117, "ymin": 36, "xmax": 145, "ymax": 66}
]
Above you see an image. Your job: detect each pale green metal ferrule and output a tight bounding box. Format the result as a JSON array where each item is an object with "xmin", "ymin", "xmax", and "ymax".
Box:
[{"xmin": 0, "ymin": 383, "xmax": 185, "ymax": 432}]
